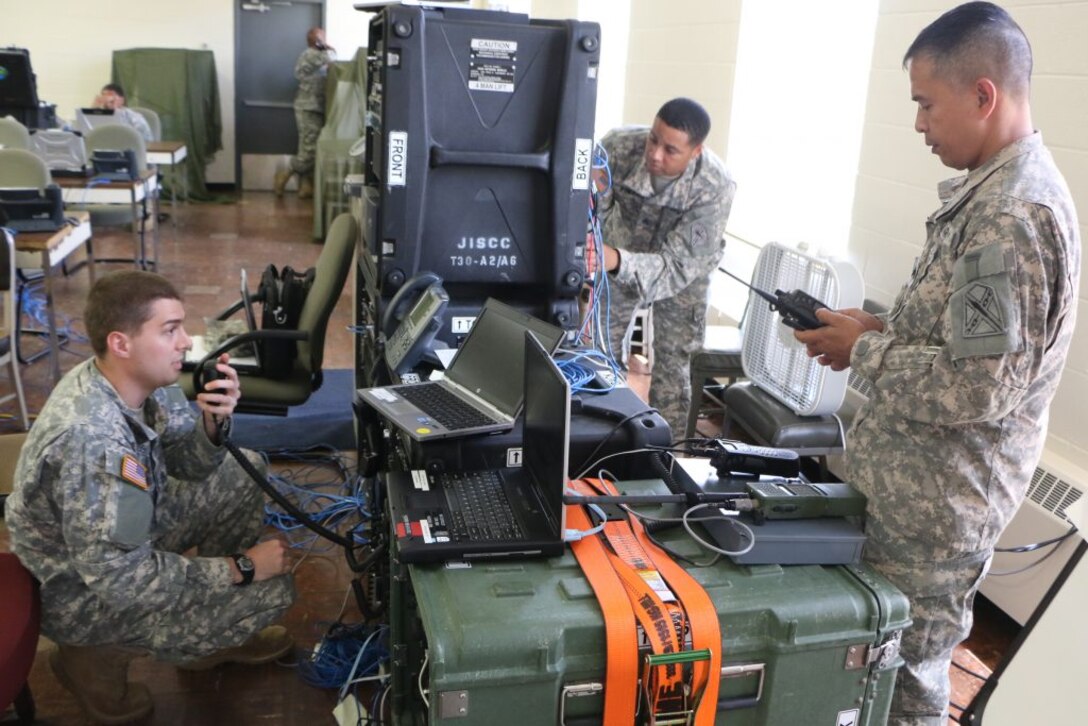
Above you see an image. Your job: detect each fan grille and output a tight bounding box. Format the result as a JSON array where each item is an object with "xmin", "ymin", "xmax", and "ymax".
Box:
[{"xmin": 741, "ymin": 244, "xmax": 857, "ymax": 415}]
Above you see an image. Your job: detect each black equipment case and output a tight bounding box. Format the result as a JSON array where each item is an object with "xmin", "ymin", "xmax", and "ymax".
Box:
[
  {"xmin": 360, "ymin": 5, "xmax": 600, "ymax": 342},
  {"xmin": 389, "ymin": 478, "xmax": 911, "ymax": 726}
]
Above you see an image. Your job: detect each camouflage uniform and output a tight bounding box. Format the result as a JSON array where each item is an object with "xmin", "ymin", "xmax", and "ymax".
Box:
[
  {"xmin": 6, "ymin": 359, "xmax": 296, "ymax": 664},
  {"xmin": 847, "ymin": 133, "xmax": 1080, "ymax": 725},
  {"xmin": 598, "ymin": 126, "xmax": 736, "ymax": 437},
  {"xmin": 289, "ymin": 46, "xmax": 332, "ymax": 176}
]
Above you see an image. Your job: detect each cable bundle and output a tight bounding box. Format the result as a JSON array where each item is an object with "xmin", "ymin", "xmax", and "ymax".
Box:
[
  {"xmin": 262, "ymin": 447, "xmax": 372, "ymax": 550},
  {"xmin": 297, "ymin": 622, "xmax": 389, "ymax": 693}
]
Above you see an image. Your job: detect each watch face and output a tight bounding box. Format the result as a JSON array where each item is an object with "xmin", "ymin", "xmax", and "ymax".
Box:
[{"xmin": 237, "ymin": 555, "xmax": 254, "ymax": 572}]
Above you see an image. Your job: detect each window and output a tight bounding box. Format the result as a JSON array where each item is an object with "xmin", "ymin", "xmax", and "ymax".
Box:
[{"xmin": 713, "ymin": 0, "xmax": 878, "ymax": 323}]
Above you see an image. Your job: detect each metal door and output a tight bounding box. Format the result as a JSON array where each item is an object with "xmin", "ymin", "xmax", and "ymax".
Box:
[{"xmin": 235, "ymin": 0, "xmax": 325, "ymax": 183}]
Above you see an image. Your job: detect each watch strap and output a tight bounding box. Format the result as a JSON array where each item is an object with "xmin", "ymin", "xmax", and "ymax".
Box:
[{"xmin": 231, "ymin": 553, "xmax": 255, "ymax": 586}]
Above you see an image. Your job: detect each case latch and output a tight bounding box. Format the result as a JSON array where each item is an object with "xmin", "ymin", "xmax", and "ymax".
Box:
[{"xmin": 844, "ymin": 629, "xmax": 902, "ymax": 670}]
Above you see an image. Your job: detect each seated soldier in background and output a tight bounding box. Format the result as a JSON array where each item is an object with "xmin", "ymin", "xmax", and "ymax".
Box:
[{"xmin": 92, "ymin": 82, "xmax": 153, "ymax": 143}]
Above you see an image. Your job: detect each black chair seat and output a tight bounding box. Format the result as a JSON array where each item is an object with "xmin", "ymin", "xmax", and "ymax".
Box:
[{"xmin": 722, "ymin": 381, "xmax": 843, "ymax": 455}]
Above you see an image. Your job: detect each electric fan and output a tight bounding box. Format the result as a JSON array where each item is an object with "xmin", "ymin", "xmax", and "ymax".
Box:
[{"xmin": 740, "ymin": 242, "xmax": 864, "ymax": 416}]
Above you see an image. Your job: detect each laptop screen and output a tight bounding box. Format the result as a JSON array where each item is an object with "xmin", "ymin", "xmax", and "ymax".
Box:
[
  {"xmin": 75, "ymin": 108, "xmax": 121, "ymax": 134},
  {"xmin": 522, "ymin": 331, "xmax": 570, "ymax": 531},
  {"xmin": 445, "ymin": 298, "xmax": 564, "ymax": 417}
]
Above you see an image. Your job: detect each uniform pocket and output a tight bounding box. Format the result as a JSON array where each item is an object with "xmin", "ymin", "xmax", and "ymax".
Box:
[
  {"xmin": 948, "ymin": 242, "xmax": 1022, "ymax": 360},
  {"xmin": 106, "ymin": 452, "xmax": 154, "ymax": 548}
]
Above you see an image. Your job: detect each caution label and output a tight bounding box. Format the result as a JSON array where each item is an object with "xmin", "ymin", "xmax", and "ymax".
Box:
[{"xmin": 469, "ymin": 38, "xmax": 517, "ymax": 92}]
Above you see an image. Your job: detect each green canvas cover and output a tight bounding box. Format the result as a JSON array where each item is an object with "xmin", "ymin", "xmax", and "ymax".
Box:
[
  {"xmin": 313, "ymin": 48, "xmax": 366, "ymax": 239},
  {"xmin": 112, "ymin": 48, "xmax": 222, "ymax": 200}
]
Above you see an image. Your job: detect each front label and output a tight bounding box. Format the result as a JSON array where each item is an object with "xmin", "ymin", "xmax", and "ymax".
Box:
[
  {"xmin": 506, "ymin": 448, "xmax": 523, "ymax": 467},
  {"xmin": 387, "ymin": 130, "xmax": 407, "ymax": 187}
]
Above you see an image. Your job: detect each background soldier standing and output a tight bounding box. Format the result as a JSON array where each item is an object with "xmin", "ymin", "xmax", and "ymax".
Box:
[
  {"xmin": 594, "ymin": 97, "xmax": 736, "ymax": 438},
  {"xmin": 275, "ymin": 27, "xmax": 335, "ymax": 200}
]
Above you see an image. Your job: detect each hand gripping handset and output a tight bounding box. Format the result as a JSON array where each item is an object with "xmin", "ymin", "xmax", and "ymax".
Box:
[{"xmin": 718, "ymin": 267, "xmax": 829, "ymax": 330}]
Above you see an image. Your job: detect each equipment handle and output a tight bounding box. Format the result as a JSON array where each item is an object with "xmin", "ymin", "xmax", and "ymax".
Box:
[{"xmin": 430, "ymin": 146, "xmax": 550, "ymax": 171}]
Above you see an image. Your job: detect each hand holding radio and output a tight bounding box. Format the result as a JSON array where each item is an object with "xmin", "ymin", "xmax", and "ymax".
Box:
[{"xmin": 793, "ymin": 309, "xmax": 875, "ymax": 372}]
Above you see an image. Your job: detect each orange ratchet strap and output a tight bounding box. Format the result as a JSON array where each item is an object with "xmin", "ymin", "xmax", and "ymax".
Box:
[{"xmin": 567, "ymin": 478, "xmax": 722, "ymax": 725}]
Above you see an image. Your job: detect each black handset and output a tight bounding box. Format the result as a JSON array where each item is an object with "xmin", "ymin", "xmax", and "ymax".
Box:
[{"xmin": 200, "ymin": 359, "xmax": 222, "ymax": 391}]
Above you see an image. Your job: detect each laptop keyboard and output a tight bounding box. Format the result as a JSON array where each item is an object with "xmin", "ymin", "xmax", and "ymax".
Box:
[
  {"xmin": 393, "ymin": 383, "xmax": 500, "ymax": 430},
  {"xmin": 443, "ymin": 471, "xmax": 524, "ymax": 541}
]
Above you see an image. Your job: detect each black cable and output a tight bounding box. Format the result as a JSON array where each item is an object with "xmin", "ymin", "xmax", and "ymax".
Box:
[
  {"xmin": 649, "ymin": 449, "xmax": 680, "ymax": 492},
  {"xmin": 993, "ymin": 525, "xmax": 1077, "ymax": 553},
  {"xmin": 573, "ymin": 409, "xmax": 656, "ymax": 477},
  {"xmin": 951, "ymin": 659, "xmax": 989, "ymax": 681},
  {"xmin": 222, "ymin": 430, "xmax": 387, "ymax": 620},
  {"xmin": 225, "ymin": 436, "xmax": 355, "ymax": 548}
]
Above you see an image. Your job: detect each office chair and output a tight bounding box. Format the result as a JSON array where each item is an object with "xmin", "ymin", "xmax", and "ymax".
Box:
[
  {"xmin": 0, "ymin": 149, "xmax": 62, "ymax": 372},
  {"xmin": 78, "ymin": 124, "xmax": 154, "ymax": 268},
  {"xmin": 0, "ymin": 117, "xmax": 32, "ymax": 151},
  {"xmin": 0, "ymin": 551, "xmax": 39, "ymax": 725},
  {"xmin": 0, "ymin": 431, "xmax": 39, "ymax": 724},
  {"xmin": 129, "ymin": 107, "xmax": 162, "ymax": 142},
  {"xmin": 1, "ymin": 231, "xmax": 30, "ymax": 431},
  {"xmin": 183, "ymin": 213, "xmax": 357, "ymax": 415}
]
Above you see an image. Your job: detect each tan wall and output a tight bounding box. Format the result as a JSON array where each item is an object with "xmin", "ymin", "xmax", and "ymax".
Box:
[{"xmin": 622, "ymin": 0, "xmax": 741, "ymax": 157}]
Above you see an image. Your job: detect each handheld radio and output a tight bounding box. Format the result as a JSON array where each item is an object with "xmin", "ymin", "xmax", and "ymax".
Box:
[{"xmin": 718, "ymin": 266, "xmax": 829, "ymax": 331}]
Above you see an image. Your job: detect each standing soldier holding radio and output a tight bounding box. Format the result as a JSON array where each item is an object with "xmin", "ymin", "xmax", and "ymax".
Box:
[{"xmin": 275, "ymin": 27, "xmax": 336, "ymax": 200}]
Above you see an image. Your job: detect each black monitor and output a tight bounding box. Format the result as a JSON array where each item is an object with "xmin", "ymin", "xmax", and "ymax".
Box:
[{"xmin": 0, "ymin": 48, "xmax": 40, "ymax": 108}]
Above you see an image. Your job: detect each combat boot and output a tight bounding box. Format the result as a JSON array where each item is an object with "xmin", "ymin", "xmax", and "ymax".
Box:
[
  {"xmin": 297, "ymin": 176, "xmax": 314, "ymax": 200},
  {"xmin": 273, "ymin": 169, "xmax": 294, "ymax": 197},
  {"xmin": 50, "ymin": 644, "xmax": 153, "ymax": 725},
  {"xmin": 177, "ymin": 624, "xmax": 294, "ymax": 671}
]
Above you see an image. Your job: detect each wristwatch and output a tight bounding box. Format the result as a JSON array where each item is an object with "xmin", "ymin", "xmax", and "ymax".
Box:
[{"xmin": 231, "ymin": 553, "xmax": 255, "ymax": 586}]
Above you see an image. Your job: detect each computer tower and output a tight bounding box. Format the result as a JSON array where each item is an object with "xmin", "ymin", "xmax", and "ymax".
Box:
[{"xmin": 362, "ymin": 5, "xmax": 600, "ymax": 339}]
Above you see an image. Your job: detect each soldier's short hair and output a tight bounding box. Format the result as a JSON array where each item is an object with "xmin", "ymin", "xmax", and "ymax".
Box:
[
  {"xmin": 656, "ymin": 98, "xmax": 711, "ymax": 147},
  {"xmin": 85, "ymin": 271, "xmax": 182, "ymax": 357},
  {"xmin": 903, "ymin": 1, "xmax": 1032, "ymax": 98}
]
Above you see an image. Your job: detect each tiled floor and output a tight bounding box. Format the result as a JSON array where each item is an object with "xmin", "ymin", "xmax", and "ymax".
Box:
[{"xmin": 1, "ymin": 193, "xmax": 1017, "ymax": 724}]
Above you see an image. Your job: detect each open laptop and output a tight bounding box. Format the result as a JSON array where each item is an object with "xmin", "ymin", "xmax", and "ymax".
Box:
[
  {"xmin": 387, "ymin": 331, "xmax": 570, "ymax": 563},
  {"xmin": 185, "ymin": 268, "xmax": 261, "ymax": 373},
  {"xmin": 75, "ymin": 107, "xmax": 123, "ymax": 133},
  {"xmin": 358, "ymin": 298, "xmax": 565, "ymax": 442}
]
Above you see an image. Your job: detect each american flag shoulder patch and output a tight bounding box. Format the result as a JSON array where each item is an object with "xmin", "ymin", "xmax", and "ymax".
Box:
[{"xmin": 119, "ymin": 454, "xmax": 149, "ymax": 490}]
